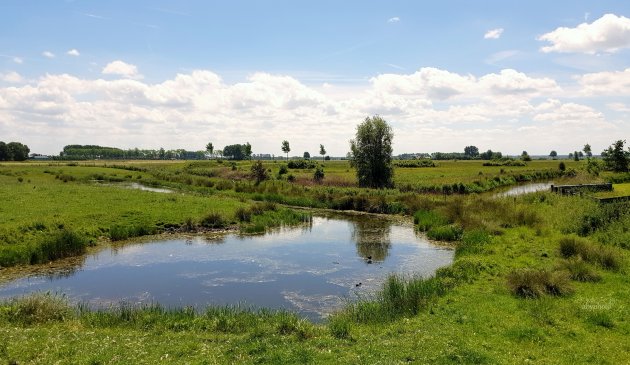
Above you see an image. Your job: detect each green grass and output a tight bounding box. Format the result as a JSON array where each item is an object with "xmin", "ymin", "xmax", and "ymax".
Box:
[
  {"xmin": 1, "ymin": 160, "xmax": 630, "ymax": 363},
  {"xmin": 594, "ymin": 183, "xmax": 630, "ymax": 198}
]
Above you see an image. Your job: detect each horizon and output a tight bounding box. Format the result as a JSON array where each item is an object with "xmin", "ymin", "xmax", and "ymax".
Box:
[{"xmin": 1, "ymin": 1, "xmax": 629, "ymax": 156}]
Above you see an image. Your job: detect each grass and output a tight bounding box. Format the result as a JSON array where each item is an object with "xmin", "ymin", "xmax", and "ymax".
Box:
[{"xmin": 1, "ymin": 159, "xmax": 630, "ymax": 363}]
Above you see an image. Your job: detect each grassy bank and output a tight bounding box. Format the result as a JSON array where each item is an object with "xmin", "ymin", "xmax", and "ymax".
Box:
[{"xmin": 1, "ymin": 189, "xmax": 629, "ymax": 363}]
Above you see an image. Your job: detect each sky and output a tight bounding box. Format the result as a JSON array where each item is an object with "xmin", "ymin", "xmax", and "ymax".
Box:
[{"xmin": 1, "ymin": 0, "xmax": 629, "ymax": 156}]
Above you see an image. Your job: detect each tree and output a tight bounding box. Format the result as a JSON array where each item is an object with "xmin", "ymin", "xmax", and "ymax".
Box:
[
  {"xmin": 319, "ymin": 144, "xmax": 326, "ymax": 162},
  {"xmin": 521, "ymin": 151, "xmax": 531, "ymax": 161},
  {"xmin": 602, "ymin": 140, "xmax": 630, "ymax": 172},
  {"xmin": 281, "ymin": 140, "xmax": 291, "ymax": 161},
  {"xmin": 583, "ymin": 143, "xmax": 592, "ymax": 158},
  {"xmin": 0, "ymin": 142, "xmax": 7, "ymax": 161},
  {"xmin": 574, "ymin": 151, "xmax": 580, "ymax": 161},
  {"xmin": 206, "ymin": 142, "xmax": 214, "ymax": 159},
  {"xmin": 244, "ymin": 142, "xmax": 252, "ymax": 160},
  {"xmin": 223, "ymin": 144, "xmax": 246, "ymax": 160},
  {"xmin": 464, "ymin": 145, "xmax": 479, "ymax": 158},
  {"xmin": 303, "ymin": 151, "xmax": 310, "ymax": 159},
  {"xmin": 349, "ymin": 115, "xmax": 393, "ymax": 188},
  {"xmin": 549, "ymin": 150, "xmax": 558, "ymax": 159},
  {"xmin": 6, "ymin": 142, "xmax": 30, "ymax": 161},
  {"xmin": 250, "ymin": 160, "xmax": 268, "ymax": 185}
]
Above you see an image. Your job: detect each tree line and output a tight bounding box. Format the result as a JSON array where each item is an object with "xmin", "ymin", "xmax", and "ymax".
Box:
[
  {"xmin": 59, "ymin": 145, "xmax": 206, "ymax": 160},
  {"xmin": 0, "ymin": 141, "xmax": 30, "ymax": 161}
]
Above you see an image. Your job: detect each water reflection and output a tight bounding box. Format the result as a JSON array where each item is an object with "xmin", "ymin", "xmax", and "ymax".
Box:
[
  {"xmin": 0, "ymin": 214, "xmax": 453, "ymax": 320},
  {"xmin": 351, "ymin": 217, "xmax": 391, "ymax": 262}
]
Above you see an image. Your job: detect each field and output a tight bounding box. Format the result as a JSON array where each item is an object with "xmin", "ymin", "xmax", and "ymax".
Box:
[{"xmin": 1, "ymin": 159, "xmax": 630, "ymax": 363}]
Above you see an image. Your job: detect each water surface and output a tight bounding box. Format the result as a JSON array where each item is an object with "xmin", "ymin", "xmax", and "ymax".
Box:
[
  {"xmin": 495, "ymin": 182, "xmax": 552, "ymax": 197},
  {"xmin": 0, "ymin": 214, "xmax": 453, "ymax": 320}
]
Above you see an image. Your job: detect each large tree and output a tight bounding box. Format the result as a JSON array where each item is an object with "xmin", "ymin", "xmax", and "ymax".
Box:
[
  {"xmin": 583, "ymin": 143, "xmax": 592, "ymax": 158},
  {"xmin": 206, "ymin": 142, "xmax": 214, "ymax": 159},
  {"xmin": 349, "ymin": 115, "xmax": 394, "ymax": 188},
  {"xmin": 6, "ymin": 142, "xmax": 30, "ymax": 161},
  {"xmin": 244, "ymin": 142, "xmax": 252, "ymax": 160},
  {"xmin": 0, "ymin": 142, "xmax": 7, "ymax": 161},
  {"xmin": 549, "ymin": 150, "xmax": 558, "ymax": 159},
  {"xmin": 464, "ymin": 145, "xmax": 479, "ymax": 158}
]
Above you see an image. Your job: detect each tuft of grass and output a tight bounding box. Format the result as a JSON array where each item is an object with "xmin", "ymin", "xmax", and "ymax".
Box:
[
  {"xmin": 31, "ymin": 229, "xmax": 89, "ymax": 263},
  {"xmin": 328, "ymin": 316, "xmax": 351, "ymax": 339},
  {"xmin": 455, "ymin": 229, "xmax": 492, "ymax": 257},
  {"xmin": 200, "ymin": 212, "xmax": 227, "ymax": 229},
  {"xmin": 3, "ymin": 293, "xmax": 73, "ymax": 325},
  {"xmin": 507, "ymin": 269, "xmax": 573, "ymax": 298},
  {"xmin": 560, "ymin": 258, "xmax": 601, "ymax": 282},
  {"xmin": 109, "ymin": 224, "xmax": 157, "ymax": 241},
  {"xmin": 413, "ymin": 210, "xmax": 448, "ymax": 231},
  {"xmin": 427, "ymin": 224, "xmax": 463, "ymax": 241},
  {"xmin": 559, "ymin": 236, "xmax": 623, "ymax": 271},
  {"xmin": 587, "ymin": 311, "xmax": 615, "ymax": 329}
]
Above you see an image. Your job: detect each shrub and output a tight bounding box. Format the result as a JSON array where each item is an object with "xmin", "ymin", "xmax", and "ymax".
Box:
[
  {"xmin": 313, "ymin": 167, "xmax": 325, "ymax": 182},
  {"xmin": 559, "ymin": 236, "xmax": 623, "ymax": 271},
  {"xmin": 455, "ymin": 229, "xmax": 492, "ymax": 257},
  {"xmin": 328, "ymin": 316, "xmax": 351, "ymax": 339},
  {"xmin": 559, "ymin": 162, "xmax": 566, "ymax": 171},
  {"xmin": 287, "ymin": 159, "xmax": 316, "ymax": 169},
  {"xmin": 278, "ymin": 164, "xmax": 288, "ymax": 175},
  {"xmin": 234, "ymin": 207, "xmax": 252, "ymax": 222},
  {"xmin": 507, "ymin": 269, "xmax": 573, "ymax": 298}
]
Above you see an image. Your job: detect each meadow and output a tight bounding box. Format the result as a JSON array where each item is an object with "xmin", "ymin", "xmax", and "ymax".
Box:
[{"xmin": 1, "ymin": 158, "xmax": 629, "ymax": 363}]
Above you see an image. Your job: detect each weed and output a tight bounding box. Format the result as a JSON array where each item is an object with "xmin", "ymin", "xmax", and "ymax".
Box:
[
  {"xmin": 200, "ymin": 212, "xmax": 226, "ymax": 229},
  {"xmin": 4, "ymin": 293, "xmax": 73, "ymax": 325},
  {"xmin": 427, "ymin": 225, "xmax": 463, "ymax": 241},
  {"xmin": 507, "ymin": 269, "xmax": 573, "ymax": 298},
  {"xmin": 328, "ymin": 316, "xmax": 351, "ymax": 339}
]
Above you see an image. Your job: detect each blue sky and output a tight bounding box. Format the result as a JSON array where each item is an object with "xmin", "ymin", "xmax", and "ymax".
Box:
[{"xmin": 1, "ymin": 1, "xmax": 630, "ymax": 156}]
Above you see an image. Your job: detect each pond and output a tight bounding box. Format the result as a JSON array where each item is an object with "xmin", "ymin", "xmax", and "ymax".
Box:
[
  {"xmin": 94, "ymin": 181, "xmax": 174, "ymax": 193},
  {"xmin": 0, "ymin": 214, "xmax": 453, "ymax": 320},
  {"xmin": 494, "ymin": 182, "xmax": 553, "ymax": 197}
]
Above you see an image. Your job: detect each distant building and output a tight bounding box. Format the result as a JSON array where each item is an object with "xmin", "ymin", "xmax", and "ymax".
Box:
[{"xmin": 29, "ymin": 154, "xmax": 51, "ymax": 160}]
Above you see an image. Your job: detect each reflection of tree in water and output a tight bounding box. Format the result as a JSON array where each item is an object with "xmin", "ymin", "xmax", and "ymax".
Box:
[{"xmin": 351, "ymin": 217, "xmax": 392, "ymax": 262}]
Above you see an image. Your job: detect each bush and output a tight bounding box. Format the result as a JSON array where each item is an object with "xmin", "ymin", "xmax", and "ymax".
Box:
[
  {"xmin": 455, "ymin": 229, "xmax": 492, "ymax": 257},
  {"xmin": 507, "ymin": 269, "xmax": 573, "ymax": 298},
  {"xmin": 313, "ymin": 167, "xmax": 325, "ymax": 182},
  {"xmin": 287, "ymin": 160, "xmax": 316, "ymax": 169},
  {"xmin": 328, "ymin": 316, "xmax": 351, "ymax": 339}
]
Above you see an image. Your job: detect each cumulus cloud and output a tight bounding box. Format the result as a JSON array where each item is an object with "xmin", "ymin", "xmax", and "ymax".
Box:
[
  {"xmin": 42, "ymin": 51, "xmax": 55, "ymax": 59},
  {"xmin": 388, "ymin": 17, "xmax": 400, "ymax": 23},
  {"xmin": 13, "ymin": 57, "xmax": 23, "ymax": 64},
  {"xmin": 576, "ymin": 68, "xmax": 630, "ymax": 95},
  {"xmin": 67, "ymin": 49, "xmax": 80, "ymax": 56},
  {"xmin": 102, "ymin": 60, "xmax": 142, "ymax": 79},
  {"xmin": 484, "ymin": 28, "xmax": 504, "ymax": 39},
  {"xmin": 538, "ymin": 14, "xmax": 630, "ymax": 53},
  {"xmin": 0, "ymin": 66, "xmax": 621, "ymax": 155},
  {"xmin": 0, "ymin": 71, "xmax": 23, "ymax": 83}
]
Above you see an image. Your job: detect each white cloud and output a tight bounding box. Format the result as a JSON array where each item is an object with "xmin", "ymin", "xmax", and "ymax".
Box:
[
  {"xmin": 67, "ymin": 49, "xmax": 80, "ymax": 57},
  {"xmin": 607, "ymin": 102, "xmax": 630, "ymax": 112},
  {"xmin": 102, "ymin": 60, "xmax": 143, "ymax": 79},
  {"xmin": 484, "ymin": 28, "xmax": 504, "ymax": 39},
  {"xmin": 538, "ymin": 14, "xmax": 630, "ymax": 54},
  {"xmin": 42, "ymin": 51, "xmax": 55, "ymax": 59},
  {"xmin": 13, "ymin": 57, "xmax": 23, "ymax": 64},
  {"xmin": 0, "ymin": 67, "xmax": 621, "ymax": 156},
  {"xmin": 0, "ymin": 71, "xmax": 23, "ymax": 83},
  {"xmin": 387, "ymin": 17, "xmax": 400, "ymax": 23},
  {"xmin": 576, "ymin": 68, "xmax": 630, "ymax": 95}
]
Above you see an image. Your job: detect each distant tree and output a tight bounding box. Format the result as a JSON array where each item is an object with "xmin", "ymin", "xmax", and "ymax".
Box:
[
  {"xmin": 578, "ymin": 151, "xmax": 584, "ymax": 158},
  {"xmin": 602, "ymin": 140, "xmax": 630, "ymax": 172},
  {"xmin": 559, "ymin": 162, "xmax": 566, "ymax": 171},
  {"xmin": 583, "ymin": 143, "xmax": 592, "ymax": 158},
  {"xmin": 303, "ymin": 151, "xmax": 310, "ymax": 159},
  {"xmin": 464, "ymin": 145, "xmax": 479, "ymax": 158},
  {"xmin": 349, "ymin": 115, "xmax": 393, "ymax": 188},
  {"xmin": 206, "ymin": 142, "xmax": 214, "ymax": 159},
  {"xmin": 0, "ymin": 142, "xmax": 7, "ymax": 161},
  {"xmin": 6, "ymin": 142, "xmax": 30, "ymax": 161},
  {"xmin": 574, "ymin": 151, "xmax": 580, "ymax": 161},
  {"xmin": 281, "ymin": 140, "xmax": 291, "ymax": 161},
  {"xmin": 244, "ymin": 142, "xmax": 252, "ymax": 160},
  {"xmin": 158, "ymin": 147, "xmax": 166, "ymax": 159},
  {"xmin": 324, "ymin": 156, "xmax": 331, "ymax": 161},
  {"xmin": 549, "ymin": 150, "xmax": 558, "ymax": 159},
  {"xmin": 223, "ymin": 144, "xmax": 246, "ymax": 160},
  {"xmin": 568, "ymin": 152, "xmax": 574, "ymax": 159},
  {"xmin": 521, "ymin": 151, "xmax": 531, "ymax": 161},
  {"xmin": 319, "ymin": 144, "xmax": 326, "ymax": 162},
  {"xmin": 479, "ymin": 149, "xmax": 502, "ymax": 160},
  {"xmin": 250, "ymin": 160, "xmax": 268, "ymax": 185}
]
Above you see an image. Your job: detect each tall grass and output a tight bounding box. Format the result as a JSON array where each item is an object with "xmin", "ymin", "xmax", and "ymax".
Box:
[
  {"xmin": 559, "ymin": 236, "xmax": 623, "ymax": 271},
  {"xmin": 2, "ymin": 293, "xmax": 73, "ymax": 325},
  {"xmin": 30, "ymin": 229, "xmax": 89, "ymax": 264},
  {"xmin": 507, "ymin": 269, "xmax": 573, "ymax": 298}
]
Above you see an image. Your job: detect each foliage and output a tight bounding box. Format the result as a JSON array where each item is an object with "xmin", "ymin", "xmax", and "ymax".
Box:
[
  {"xmin": 60, "ymin": 144, "xmax": 205, "ymax": 160},
  {"xmin": 549, "ymin": 150, "xmax": 557, "ymax": 159},
  {"xmin": 250, "ymin": 160, "xmax": 268, "ymax": 185},
  {"xmin": 464, "ymin": 145, "xmax": 479, "ymax": 158},
  {"xmin": 223, "ymin": 143, "xmax": 251, "ymax": 160},
  {"xmin": 303, "ymin": 151, "xmax": 310, "ymax": 159},
  {"xmin": 602, "ymin": 139, "xmax": 630, "ymax": 172},
  {"xmin": 313, "ymin": 166, "xmax": 324, "ymax": 182},
  {"xmin": 0, "ymin": 141, "xmax": 30, "ymax": 161},
  {"xmin": 281, "ymin": 140, "xmax": 290, "ymax": 160},
  {"xmin": 287, "ymin": 159, "xmax": 316, "ymax": 169},
  {"xmin": 349, "ymin": 115, "xmax": 394, "ymax": 188},
  {"xmin": 319, "ymin": 144, "xmax": 326, "ymax": 161}
]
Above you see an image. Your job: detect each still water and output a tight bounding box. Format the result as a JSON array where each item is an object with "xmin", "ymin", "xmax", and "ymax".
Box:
[
  {"xmin": 0, "ymin": 214, "xmax": 453, "ymax": 320},
  {"xmin": 495, "ymin": 182, "xmax": 553, "ymax": 197}
]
